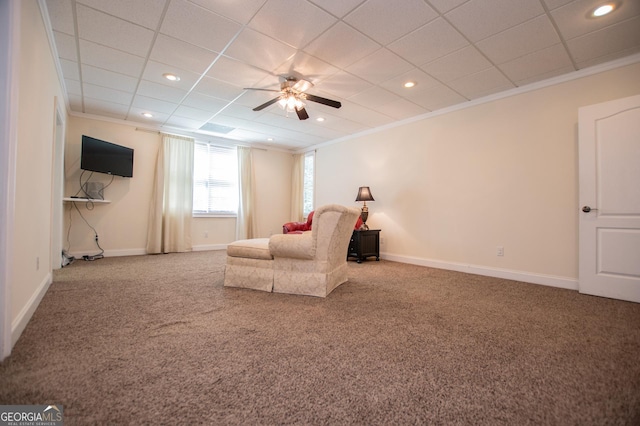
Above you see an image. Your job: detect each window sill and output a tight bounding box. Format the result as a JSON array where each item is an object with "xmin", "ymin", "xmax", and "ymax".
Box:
[{"xmin": 193, "ymin": 213, "xmax": 237, "ymax": 218}]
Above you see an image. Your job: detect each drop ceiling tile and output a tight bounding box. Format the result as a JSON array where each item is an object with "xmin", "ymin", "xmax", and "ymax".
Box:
[
  {"xmin": 137, "ymin": 80, "xmax": 188, "ymax": 103},
  {"xmin": 305, "ymin": 111, "xmax": 367, "ymax": 133},
  {"xmin": 193, "ymin": 76, "xmax": 245, "ymax": 101},
  {"xmin": 82, "ymin": 64, "xmax": 138, "ymax": 92},
  {"xmin": 476, "ymin": 15, "xmax": 560, "ymax": 64},
  {"xmin": 164, "ymin": 115, "xmax": 208, "ymax": 130},
  {"xmin": 575, "ymin": 46, "xmax": 640, "ymax": 70},
  {"xmin": 45, "ymin": 0, "xmax": 75, "ymax": 35},
  {"xmin": 182, "ymin": 92, "xmax": 230, "ymax": 113},
  {"xmin": 315, "ymin": 71, "xmax": 373, "ymax": 98},
  {"xmin": 83, "ymin": 83, "xmax": 133, "ymax": 105},
  {"xmin": 216, "ymin": 103, "xmax": 266, "ymax": 120},
  {"xmin": 346, "ymin": 48, "xmax": 414, "ymax": 85},
  {"xmin": 499, "ymin": 43, "xmax": 573, "ymax": 84},
  {"xmin": 566, "ymin": 16, "xmax": 640, "ymax": 64},
  {"xmin": 349, "ymin": 87, "xmax": 402, "ymax": 109},
  {"xmin": 132, "ymin": 95, "xmax": 179, "ymax": 114},
  {"xmin": 149, "ymin": 35, "xmax": 219, "ymax": 75},
  {"xmin": 388, "ymin": 18, "xmax": 469, "ymax": 66},
  {"xmin": 224, "ymin": 28, "xmax": 298, "ymax": 72},
  {"xmin": 427, "ymin": 0, "xmax": 469, "ymax": 14},
  {"xmin": 189, "ymin": 0, "xmax": 268, "ymax": 25},
  {"xmin": 380, "ymin": 68, "xmax": 441, "ymax": 96},
  {"xmin": 447, "ymin": 67, "xmax": 514, "ymax": 99},
  {"xmin": 551, "ymin": 0, "xmax": 640, "ymax": 40},
  {"xmin": 249, "ymin": 0, "xmax": 336, "ymax": 49},
  {"xmin": 337, "ymin": 102, "xmax": 395, "ymax": 127},
  {"xmin": 344, "ymin": 0, "xmax": 438, "ymax": 45},
  {"xmin": 52, "ymin": 31, "xmax": 77, "ymax": 61},
  {"xmin": 141, "ymin": 61, "xmax": 202, "ymax": 90},
  {"xmin": 405, "ymin": 83, "xmax": 467, "ymax": 110},
  {"xmin": 171, "ymin": 105, "xmax": 218, "ymax": 122},
  {"xmin": 513, "ymin": 65, "xmax": 574, "ymax": 86},
  {"xmin": 83, "ymin": 98, "xmax": 128, "ymax": 119},
  {"xmin": 79, "ymin": 40, "xmax": 145, "ymax": 77},
  {"xmin": 304, "ymin": 22, "xmax": 380, "ymax": 69},
  {"xmin": 541, "ymin": 0, "xmax": 573, "ymax": 10},
  {"xmin": 59, "ymin": 59, "xmax": 79, "ymax": 80},
  {"xmin": 207, "ymin": 57, "xmax": 273, "ymax": 88},
  {"xmin": 68, "ymin": 95, "xmax": 83, "ymax": 112},
  {"xmin": 64, "ymin": 79, "xmax": 82, "ymax": 96},
  {"xmin": 445, "ymin": 0, "xmax": 544, "ymax": 42},
  {"xmin": 76, "ymin": 5, "xmax": 155, "ymax": 57},
  {"xmin": 421, "ymin": 46, "xmax": 492, "ymax": 82},
  {"xmin": 274, "ymin": 52, "xmax": 340, "ymax": 84},
  {"xmin": 375, "ymin": 98, "xmax": 429, "ymax": 120},
  {"xmin": 308, "ymin": 0, "xmax": 365, "ymax": 18},
  {"xmin": 160, "ymin": 0, "xmax": 242, "ymax": 53},
  {"xmin": 77, "ymin": 0, "xmax": 167, "ymax": 30}
]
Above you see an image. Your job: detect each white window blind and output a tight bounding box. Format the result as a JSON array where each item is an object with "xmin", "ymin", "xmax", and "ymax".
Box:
[
  {"xmin": 193, "ymin": 142, "xmax": 238, "ymax": 215},
  {"xmin": 303, "ymin": 151, "xmax": 314, "ymax": 217}
]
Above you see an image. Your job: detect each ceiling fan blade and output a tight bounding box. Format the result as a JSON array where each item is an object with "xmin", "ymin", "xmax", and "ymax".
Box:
[
  {"xmin": 305, "ymin": 94, "xmax": 342, "ymax": 109},
  {"xmin": 243, "ymin": 88, "xmax": 281, "ymax": 93},
  {"xmin": 253, "ymin": 97, "xmax": 280, "ymax": 111},
  {"xmin": 295, "ymin": 107, "xmax": 309, "ymax": 120}
]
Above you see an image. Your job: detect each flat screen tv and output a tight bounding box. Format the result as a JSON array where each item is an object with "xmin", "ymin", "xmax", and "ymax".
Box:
[{"xmin": 81, "ymin": 135, "xmax": 134, "ymax": 178}]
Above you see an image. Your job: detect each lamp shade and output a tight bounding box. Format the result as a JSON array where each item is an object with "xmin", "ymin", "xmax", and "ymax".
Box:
[{"xmin": 355, "ymin": 186, "xmax": 375, "ymax": 202}]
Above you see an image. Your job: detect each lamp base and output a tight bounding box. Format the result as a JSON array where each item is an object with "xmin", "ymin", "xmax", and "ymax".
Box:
[{"xmin": 359, "ymin": 222, "xmax": 369, "ymax": 231}]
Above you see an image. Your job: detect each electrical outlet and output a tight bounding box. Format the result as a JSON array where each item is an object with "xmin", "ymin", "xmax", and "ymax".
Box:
[
  {"xmin": 497, "ymin": 246, "xmax": 504, "ymax": 256},
  {"xmin": 36, "ymin": 256, "xmax": 40, "ymax": 270},
  {"xmin": 380, "ymin": 237, "xmax": 385, "ymax": 245},
  {"xmin": 204, "ymin": 231, "xmax": 208, "ymax": 238}
]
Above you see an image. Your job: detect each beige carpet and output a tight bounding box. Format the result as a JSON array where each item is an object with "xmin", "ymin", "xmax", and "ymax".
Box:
[{"xmin": 1, "ymin": 250, "xmax": 639, "ymax": 425}]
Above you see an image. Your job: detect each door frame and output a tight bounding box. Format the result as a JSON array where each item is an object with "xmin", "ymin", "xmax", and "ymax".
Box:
[{"xmin": 0, "ymin": 0, "xmax": 20, "ymax": 360}]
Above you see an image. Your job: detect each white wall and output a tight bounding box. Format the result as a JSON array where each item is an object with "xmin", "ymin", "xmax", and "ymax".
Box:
[
  {"xmin": 315, "ymin": 62, "xmax": 640, "ymax": 287},
  {"xmin": 64, "ymin": 115, "xmax": 293, "ymax": 255},
  {"xmin": 11, "ymin": 0, "xmax": 67, "ymax": 345}
]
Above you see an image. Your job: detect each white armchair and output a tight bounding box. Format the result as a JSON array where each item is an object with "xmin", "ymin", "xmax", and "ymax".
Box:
[{"xmin": 269, "ymin": 204, "xmax": 360, "ymax": 297}]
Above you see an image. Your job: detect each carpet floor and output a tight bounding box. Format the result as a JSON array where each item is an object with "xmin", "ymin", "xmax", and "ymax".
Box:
[{"xmin": 1, "ymin": 250, "xmax": 639, "ymax": 425}]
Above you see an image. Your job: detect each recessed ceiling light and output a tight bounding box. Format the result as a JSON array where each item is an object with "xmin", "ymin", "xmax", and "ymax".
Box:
[
  {"xmin": 591, "ymin": 3, "xmax": 616, "ymax": 17},
  {"xmin": 403, "ymin": 81, "xmax": 416, "ymax": 88},
  {"xmin": 141, "ymin": 112, "xmax": 153, "ymax": 118},
  {"xmin": 316, "ymin": 117, "xmax": 325, "ymax": 122},
  {"xmin": 267, "ymin": 138, "xmax": 274, "ymax": 141},
  {"xmin": 163, "ymin": 73, "xmax": 180, "ymax": 82}
]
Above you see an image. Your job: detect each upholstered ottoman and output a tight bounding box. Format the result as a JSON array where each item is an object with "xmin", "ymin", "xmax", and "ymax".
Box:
[{"xmin": 224, "ymin": 238, "xmax": 274, "ymax": 292}]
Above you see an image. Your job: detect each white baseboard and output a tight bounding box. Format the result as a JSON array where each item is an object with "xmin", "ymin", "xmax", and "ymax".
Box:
[
  {"xmin": 380, "ymin": 252, "xmax": 578, "ymax": 290},
  {"xmin": 12, "ymin": 272, "xmax": 52, "ymax": 347},
  {"xmin": 193, "ymin": 244, "xmax": 227, "ymax": 251}
]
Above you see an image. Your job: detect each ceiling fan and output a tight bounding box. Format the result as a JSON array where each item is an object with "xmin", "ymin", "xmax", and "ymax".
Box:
[{"xmin": 245, "ymin": 76, "xmax": 341, "ymax": 120}]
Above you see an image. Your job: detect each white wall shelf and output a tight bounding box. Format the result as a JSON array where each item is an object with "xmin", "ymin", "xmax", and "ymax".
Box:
[{"xmin": 63, "ymin": 197, "xmax": 110, "ymax": 203}]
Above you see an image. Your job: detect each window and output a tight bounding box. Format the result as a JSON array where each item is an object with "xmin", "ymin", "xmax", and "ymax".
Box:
[
  {"xmin": 193, "ymin": 142, "xmax": 238, "ymax": 215},
  {"xmin": 303, "ymin": 151, "xmax": 315, "ymax": 217}
]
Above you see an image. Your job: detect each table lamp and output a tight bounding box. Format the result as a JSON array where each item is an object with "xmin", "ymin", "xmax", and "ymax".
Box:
[{"xmin": 355, "ymin": 186, "xmax": 374, "ymax": 230}]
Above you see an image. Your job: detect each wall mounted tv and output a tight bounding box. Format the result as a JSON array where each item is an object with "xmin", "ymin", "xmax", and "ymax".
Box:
[{"xmin": 81, "ymin": 135, "xmax": 134, "ymax": 178}]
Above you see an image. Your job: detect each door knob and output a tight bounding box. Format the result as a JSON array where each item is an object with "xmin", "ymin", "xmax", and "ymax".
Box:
[{"xmin": 582, "ymin": 206, "xmax": 598, "ymax": 213}]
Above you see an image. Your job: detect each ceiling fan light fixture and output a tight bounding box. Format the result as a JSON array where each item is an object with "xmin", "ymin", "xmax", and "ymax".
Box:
[{"xmin": 278, "ymin": 94, "xmax": 305, "ymax": 113}]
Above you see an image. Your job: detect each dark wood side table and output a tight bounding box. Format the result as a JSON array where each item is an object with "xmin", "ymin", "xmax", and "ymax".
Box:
[{"xmin": 348, "ymin": 229, "xmax": 380, "ymax": 263}]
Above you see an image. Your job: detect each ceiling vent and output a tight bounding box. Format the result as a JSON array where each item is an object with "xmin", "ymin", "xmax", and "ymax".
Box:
[{"xmin": 199, "ymin": 123, "xmax": 235, "ymax": 134}]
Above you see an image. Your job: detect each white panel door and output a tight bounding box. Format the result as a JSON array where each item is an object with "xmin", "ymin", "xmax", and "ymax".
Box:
[{"xmin": 578, "ymin": 94, "xmax": 640, "ymax": 303}]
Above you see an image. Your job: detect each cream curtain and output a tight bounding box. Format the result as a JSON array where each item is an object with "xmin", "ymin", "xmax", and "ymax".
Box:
[
  {"xmin": 146, "ymin": 133, "xmax": 194, "ymax": 254},
  {"xmin": 236, "ymin": 146, "xmax": 257, "ymax": 240},
  {"xmin": 290, "ymin": 153, "xmax": 304, "ymax": 222}
]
